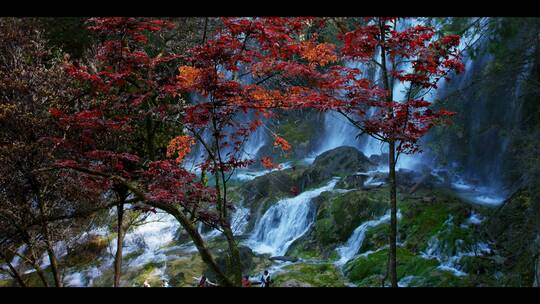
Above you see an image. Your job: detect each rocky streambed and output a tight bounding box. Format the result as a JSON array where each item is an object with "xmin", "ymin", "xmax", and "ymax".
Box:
[{"xmin": 2, "ymin": 146, "xmax": 538, "ymax": 287}]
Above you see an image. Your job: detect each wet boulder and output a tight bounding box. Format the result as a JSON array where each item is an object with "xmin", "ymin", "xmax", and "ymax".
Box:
[
  {"xmin": 313, "ymin": 146, "xmax": 373, "ymax": 175},
  {"xmin": 299, "ymin": 146, "xmax": 373, "ymax": 191},
  {"xmin": 288, "ymin": 188, "xmax": 388, "ymax": 257},
  {"xmin": 240, "ymin": 170, "xmax": 294, "ymax": 203}
]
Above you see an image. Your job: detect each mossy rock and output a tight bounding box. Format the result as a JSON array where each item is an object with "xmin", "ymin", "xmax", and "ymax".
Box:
[
  {"xmin": 409, "ymin": 269, "xmax": 473, "ymax": 287},
  {"xmin": 459, "ymin": 255, "xmax": 501, "ymax": 285},
  {"xmin": 344, "ymin": 247, "xmax": 441, "ymax": 286},
  {"xmin": 12, "ymin": 265, "xmax": 57, "ymax": 287},
  {"xmin": 124, "ymin": 261, "xmax": 166, "ymax": 287},
  {"xmin": 298, "ymin": 147, "xmax": 373, "ymax": 191},
  {"xmin": 273, "ymin": 263, "xmax": 347, "ymax": 287},
  {"xmin": 398, "ymin": 189, "xmax": 478, "ymax": 254},
  {"xmin": 360, "ymin": 223, "xmax": 389, "ymax": 253},
  {"xmin": 62, "ymin": 235, "xmax": 108, "ymax": 270},
  {"xmin": 164, "ymin": 254, "xmax": 205, "ymax": 287},
  {"xmin": 313, "ymin": 189, "xmax": 387, "ymax": 248}
]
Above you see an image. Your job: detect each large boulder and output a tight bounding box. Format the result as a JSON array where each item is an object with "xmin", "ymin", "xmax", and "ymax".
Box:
[
  {"xmin": 240, "ymin": 170, "xmax": 294, "ymax": 203},
  {"xmin": 298, "ymin": 146, "xmax": 373, "ymax": 192},
  {"xmin": 312, "ymin": 146, "xmax": 373, "ymax": 176},
  {"xmin": 240, "ymin": 146, "xmax": 373, "ymax": 231},
  {"xmin": 368, "ymin": 153, "xmax": 389, "ymax": 166}
]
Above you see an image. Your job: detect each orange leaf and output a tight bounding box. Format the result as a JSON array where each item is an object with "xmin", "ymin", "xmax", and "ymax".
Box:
[
  {"xmin": 273, "ymin": 135, "xmax": 291, "ymax": 151},
  {"xmin": 167, "ymin": 135, "xmax": 196, "ymax": 164}
]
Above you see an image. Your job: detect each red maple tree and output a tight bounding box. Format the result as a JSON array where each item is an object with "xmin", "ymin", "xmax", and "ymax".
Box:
[
  {"xmin": 46, "ymin": 17, "xmax": 234, "ymax": 286},
  {"xmin": 168, "ymin": 17, "xmax": 341, "ymax": 284},
  {"xmin": 313, "ymin": 17, "xmax": 464, "ymax": 287}
]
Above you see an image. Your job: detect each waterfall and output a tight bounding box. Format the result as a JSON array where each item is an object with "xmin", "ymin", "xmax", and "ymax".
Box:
[
  {"xmin": 230, "ymin": 205, "xmax": 250, "ymax": 236},
  {"xmin": 335, "ymin": 210, "xmax": 403, "ymax": 266},
  {"xmin": 315, "ymin": 111, "xmax": 364, "ymax": 156},
  {"xmin": 233, "ymin": 161, "xmax": 293, "ymax": 181},
  {"xmin": 182, "ymin": 63, "xmax": 268, "ymax": 174},
  {"xmin": 335, "ymin": 211, "xmax": 391, "ymax": 266},
  {"xmin": 198, "ymin": 203, "xmax": 251, "ymax": 238},
  {"xmin": 247, "ymin": 178, "xmax": 339, "ymax": 256},
  {"xmin": 121, "ymin": 211, "xmax": 179, "ymax": 266},
  {"xmin": 420, "ymin": 215, "xmax": 493, "ymax": 276}
]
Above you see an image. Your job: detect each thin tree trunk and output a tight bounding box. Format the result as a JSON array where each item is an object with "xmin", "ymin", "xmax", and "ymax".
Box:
[
  {"xmin": 28, "ymin": 175, "xmax": 62, "ymax": 287},
  {"xmin": 0, "ymin": 252, "xmax": 26, "ymax": 287},
  {"xmin": 155, "ymin": 201, "xmax": 233, "ymax": 287},
  {"xmin": 31, "ymin": 260, "xmax": 49, "ymax": 287},
  {"xmin": 113, "ymin": 192, "xmax": 126, "ymax": 287},
  {"xmin": 25, "ymin": 245, "xmax": 49, "ymax": 287},
  {"xmin": 42, "ymin": 223, "xmax": 62, "ymax": 287},
  {"xmin": 210, "ymin": 111, "xmax": 243, "ymax": 286},
  {"xmin": 388, "ymin": 140, "xmax": 398, "ymax": 288},
  {"xmin": 58, "ymin": 166, "xmax": 234, "ymax": 287},
  {"xmin": 32, "ymin": 179, "xmax": 62, "ymax": 287},
  {"xmin": 201, "ymin": 17, "xmax": 209, "ymax": 44},
  {"xmin": 378, "ymin": 18, "xmax": 398, "ymax": 288}
]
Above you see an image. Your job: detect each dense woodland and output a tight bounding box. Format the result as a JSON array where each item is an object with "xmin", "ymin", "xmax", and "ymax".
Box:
[{"xmin": 1, "ymin": 17, "xmax": 540, "ymax": 287}]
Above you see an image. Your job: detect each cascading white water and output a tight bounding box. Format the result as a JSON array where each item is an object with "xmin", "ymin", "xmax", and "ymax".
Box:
[
  {"xmin": 316, "ymin": 111, "xmax": 364, "ymax": 156},
  {"xmin": 247, "ymin": 178, "xmax": 339, "ymax": 256},
  {"xmin": 182, "ymin": 63, "xmax": 268, "ymax": 175},
  {"xmin": 420, "ymin": 215, "xmax": 492, "ymax": 276},
  {"xmin": 335, "ymin": 211, "xmax": 391, "ymax": 266},
  {"xmin": 451, "ymin": 177, "xmax": 506, "ymax": 206},
  {"xmin": 234, "ymin": 161, "xmax": 292, "ymax": 181},
  {"xmin": 314, "ymin": 60, "xmax": 370, "ymax": 157},
  {"xmin": 197, "ymin": 203, "xmax": 251, "ymax": 238},
  {"xmin": 335, "ymin": 210, "xmax": 402, "ymax": 266},
  {"xmin": 121, "ymin": 211, "xmax": 179, "ymax": 266}
]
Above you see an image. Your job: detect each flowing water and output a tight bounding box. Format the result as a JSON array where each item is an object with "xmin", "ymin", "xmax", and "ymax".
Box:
[
  {"xmin": 335, "ymin": 210, "xmax": 403, "ymax": 266},
  {"xmin": 420, "ymin": 215, "xmax": 493, "ymax": 276},
  {"xmin": 247, "ymin": 178, "xmax": 339, "ymax": 256},
  {"xmin": 335, "ymin": 211, "xmax": 391, "ymax": 266}
]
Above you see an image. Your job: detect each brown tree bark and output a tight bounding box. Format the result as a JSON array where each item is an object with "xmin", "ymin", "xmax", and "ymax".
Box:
[
  {"xmin": 25, "ymin": 245, "xmax": 49, "ymax": 287},
  {"xmin": 379, "ymin": 18, "xmax": 398, "ymax": 288},
  {"xmin": 0, "ymin": 252, "xmax": 26, "ymax": 287},
  {"xmin": 211, "ymin": 112, "xmax": 243, "ymax": 286},
  {"xmin": 31, "ymin": 177, "xmax": 62, "ymax": 287},
  {"xmin": 113, "ymin": 189, "xmax": 127, "ymax": 287},
  {"xmin": 54, "ymin": 166, "xmax": 234, "ymax": 287},
  {"xmin": 388, "ymin": 140, "xmax": 398, "ymax": 287}
]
